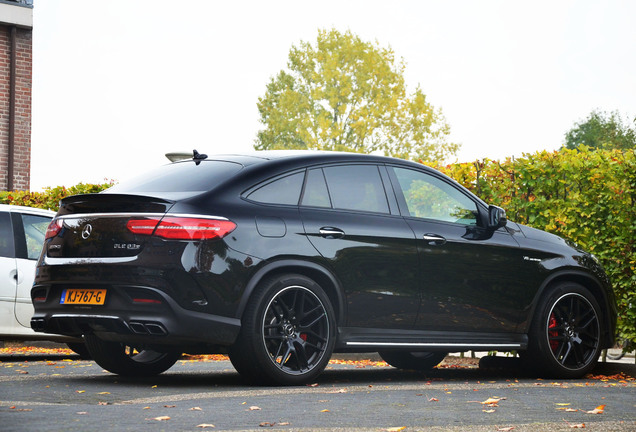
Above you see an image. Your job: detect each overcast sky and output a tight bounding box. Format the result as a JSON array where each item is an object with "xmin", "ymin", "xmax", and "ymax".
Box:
[{"xmin": 29, "ymin": 0, "xmax": 635, "ymax": 191}]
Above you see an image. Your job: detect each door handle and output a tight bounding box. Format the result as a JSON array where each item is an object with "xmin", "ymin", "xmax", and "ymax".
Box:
[
  {"xmin": 319, "ymin": 227, "xmax": 345, "ymax": 239},
  {"xmin": 422, "ymin": 233, "xmax": 446, "ymax": 245}
]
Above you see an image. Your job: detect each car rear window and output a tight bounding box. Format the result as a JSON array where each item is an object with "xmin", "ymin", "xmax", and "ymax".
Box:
[{"xmin": 105, "ymin": 160, "xmax": 243, "ymax": 193}]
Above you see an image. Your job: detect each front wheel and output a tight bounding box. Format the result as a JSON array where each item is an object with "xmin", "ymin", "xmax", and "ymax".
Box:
[
  {"xmin": 84, "ymin": 335, "xmax": 180, "ymax": 377},
  {"xmin": 229, "ymin": 274, "xmax": 336, "ymax": 385},
  {"xmin": 379, "ymin": 351, "xmax": 447, "ymax": 371},
  {"xmin": 525, "ymin": 282, "xmax": 602, "ymax": 378}
]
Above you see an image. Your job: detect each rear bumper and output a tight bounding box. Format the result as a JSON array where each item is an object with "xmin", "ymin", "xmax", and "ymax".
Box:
[
  {"xmin": 31, "ymin": 311, "xmax": 239, "ymax": 347},
  {"xmin": 31, "ymin": 283, "xmax": 241, "ymax": 347}
]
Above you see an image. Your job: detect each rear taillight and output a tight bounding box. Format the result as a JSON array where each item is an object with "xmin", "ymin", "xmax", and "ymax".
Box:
[
  {"xmin": 45, "ymin": 219, "xmax": 63, "ymax": 240},
  {"xmin": 127, "ymin": 217, "xmax": 236, "ymax": 240}
]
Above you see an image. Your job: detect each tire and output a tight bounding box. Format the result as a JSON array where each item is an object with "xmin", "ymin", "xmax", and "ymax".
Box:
[
  {"xmin": 84, "ymin": 335, "xmax": 180, "ymax": 377},
  {"xmin": 606, "ymin": 338, "xmax": 627, "ymax": 360},
  {"xmin": 525, "ymin": 282, "xmax": 602, "ymax": 379},
  {"xmin": 228, "ymin": 274, "xmax": 336, "ymax": 386},
  {"xmin": 66, "ymin": 342, "xmax": 92, "ymax": 360},
  {"xmin": 379, "ymin": 351, "xmax": 447, "ymax": 371}
]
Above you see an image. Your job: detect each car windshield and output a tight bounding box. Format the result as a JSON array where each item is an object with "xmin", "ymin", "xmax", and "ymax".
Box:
[{"xmin": 105, "ymin": 160, "xmax": 243, "ymax": 194}]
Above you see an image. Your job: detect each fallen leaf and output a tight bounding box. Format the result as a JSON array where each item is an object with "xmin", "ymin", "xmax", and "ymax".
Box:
[
  {"xmin": 151, "ymin": 416, "xmax": 171, "ymax": 421},
  {"xmin": 97, "ymin": 392, "xmax": 110, "ymax": 395},
  {"xmin": 585, "ymin": 404, "xmax": 605, "ymax": 414},
  {"xmin": 248, "ymin": 406, "xmax": 261, "ymax": 411},
  {"xmin": 307, "ymin": 383, "xmax": 319, "ymax": 387},
  {"xmin": 164, "ymin": 405, "xmax": 176, "ymax": 408},
  {"xmin": 481, "ymin": 397, "xmax": 505, "ymax": 405},
  {"xmin": 556, "ymin": 403, "xmax": 571, "ymax": 406},
  {"xmin": 320, "ymin": 409, "xmax": 330, "ymax": 413},
  {"xmin": 386, "ymin": 428, "xmax": 406, "ymax": 432},
  {"xmin": 278, "ymin": 422, "xmax": 290, "ymax": 426},
  {"xmin": 143, "ymin": 407, "xmax": 151, "ymax": 410},
  {"xmin": 190, "ymin": 407, "xmax": 203, "ymax": 411},
  {"xmin": 77, "ymin": 412, "xmax": 88, "ymax": 415},
  {"xmin": 259, "ymin": 422, "xmax": 275, "ymax": 427},
  {"xmin": 98, "ymin": 402, "xmax": 110, "ymax": 405},
  {"xmin": 196, "ymin": 424, "xmax": 215, "ymax": 429},
  {"xmin": 76, "ymin": 390, "xmax": 85, "ymax": 393},
  {"xmin": 428, "ymin": 397, "xmax": 439, "ymax": 402},
  {"xmin": 483, "ymin": 409, "xmax": 496, "ymax": 413}
]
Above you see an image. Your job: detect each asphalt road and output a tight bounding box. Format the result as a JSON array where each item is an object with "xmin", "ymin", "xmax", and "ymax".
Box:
[{"xmin": 0, "ymin": 353, "xmax": 634, "ymax": 432}]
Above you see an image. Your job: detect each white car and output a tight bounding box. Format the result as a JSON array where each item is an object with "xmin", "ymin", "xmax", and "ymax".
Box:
[{"xmin": 0, "ymin": 204, "xmax": 86, "ymax": 355}]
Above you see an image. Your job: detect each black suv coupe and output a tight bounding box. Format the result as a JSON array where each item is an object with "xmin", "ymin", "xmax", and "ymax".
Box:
[{"xmin": 31, "ymin": 151, "xmax": 616, "ymax": 385}]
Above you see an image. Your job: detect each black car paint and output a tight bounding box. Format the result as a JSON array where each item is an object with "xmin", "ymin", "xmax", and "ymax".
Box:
[{"xmin": 31, "ymin": 152, "xmax": 617, "ymax": 357}]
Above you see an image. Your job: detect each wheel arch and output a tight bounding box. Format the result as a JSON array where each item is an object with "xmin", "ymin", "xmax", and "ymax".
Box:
[
  {"xmin": 524, "ymin": 270, "xmax": 616, "ymax": 348},
  {"xmin": 236, "ymin": 259, "xmax": 346, "ymax": 325}
]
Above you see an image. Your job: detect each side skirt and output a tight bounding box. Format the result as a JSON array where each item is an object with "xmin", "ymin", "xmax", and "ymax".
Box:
[{"xmin": 335, "ymin": 327, "xmax": 527, "ymax": 353}]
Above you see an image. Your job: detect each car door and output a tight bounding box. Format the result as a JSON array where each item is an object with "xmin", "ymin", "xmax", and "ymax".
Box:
[
  {"xmin": 0, "ymin": 211, "xmax": 19, "ymax": 334},
  {"xmin": 388, "ymin": 166, "xmax": 528, "ymax": 333},
  {"xmin": 299, "ymin": 164, "xmax": 420, "ymax": 329},
  {"xmin": 11, "ymin": 212, "xmax": 52, "ymax": 328}
]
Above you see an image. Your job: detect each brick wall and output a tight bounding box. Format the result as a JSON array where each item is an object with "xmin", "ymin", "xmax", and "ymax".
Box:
[{"xmin": 0, "ymin": 24, "xmax": 32, "ymax": 191}]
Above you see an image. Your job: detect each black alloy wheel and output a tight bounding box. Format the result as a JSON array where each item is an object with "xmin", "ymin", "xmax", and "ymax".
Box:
[
  {"xmin": 379, "ymin": 351, "xmax": 448, "ymax": 371},
  {"xmin": 229, "ymin": 274, "xmax": 336, "ymax": 385},
  {"xmin": 526, "ymin": 282, "xmax": 602, "ymax": 378},
  {"xmin": 84, "ymin": 334, "xmax": 180, "ymax": 377}
]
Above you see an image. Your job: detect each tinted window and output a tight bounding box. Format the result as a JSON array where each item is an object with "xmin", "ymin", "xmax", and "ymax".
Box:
[
  {"xmin": 247, "ymin": 172, "xmax": 305, "ymax": 205},
  {"xmin": 0, "ymin": 212, "xmax": 14, "ymax": 258},
  {"xmin": 20, "ymin": 214, "xmax": 52, "ymax": 260},
  {"xmin": 301, "ymin": 169, "xmax": 332, "ymax": 208},
  {"xmin": 323, "ymin": 165, "xmax": 389, "ymax": 214},
  {"xmin": 393, "ymin": 167, "xmax": 477, "ymax": 224},
  {"xmin": 106, "ymin": 160, "xmax": 243, "ymax": 193}
]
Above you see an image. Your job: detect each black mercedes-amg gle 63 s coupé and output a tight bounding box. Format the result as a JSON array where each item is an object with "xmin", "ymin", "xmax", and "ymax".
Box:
[{"xmin": 31, "ymin": 151, "xmax": 616, "ymax": 385}]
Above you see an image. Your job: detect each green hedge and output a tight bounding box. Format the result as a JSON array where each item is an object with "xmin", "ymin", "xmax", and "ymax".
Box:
[
  {"xmin": 0, "ymin": 182, "xmax": 114, "ymax": 211},
  {"xmin": 427, "ymin": 147, "xmax": 635, "ymax": 348}
]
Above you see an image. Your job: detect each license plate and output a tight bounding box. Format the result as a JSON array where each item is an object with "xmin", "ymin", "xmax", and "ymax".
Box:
[{"xmin": 60, "ymin": 289, "xmax": 107, "ymax": 305}]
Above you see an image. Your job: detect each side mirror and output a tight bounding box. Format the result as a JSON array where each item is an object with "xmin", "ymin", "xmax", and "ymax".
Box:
[{"xmin": 488, "ymin": 205, "xmax": 507, "ymax": 230}]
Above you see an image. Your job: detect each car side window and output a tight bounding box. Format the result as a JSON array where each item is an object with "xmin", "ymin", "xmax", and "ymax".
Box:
[
  {"xmin": 322, "ymin": 165, "xmax": 390, "ymax": 214},
  {"xmin": 0, "ymin": 212, "xmax": 15, "ymax": 258},
  {"xmin": 393, "ymin": 167, "xmax": 478, "ymax": 225},
  {"xmin": 246, "ymin": 171, "xmax": 305, "ymax": 205},
  {"xmin": 20, "ymin": 214, "xmax": 51, "ymax": 260},
  {"xmin": 301, "ymin": 168, "xmax": 332, "ymax": 208}
]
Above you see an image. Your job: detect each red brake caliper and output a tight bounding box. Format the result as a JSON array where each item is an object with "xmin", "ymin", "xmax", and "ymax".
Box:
[
  {"xmin": 548, "ymin": 312, "xmax": 559, "ymax": 351},
  {"xmin": 300, "ymin": 333, "xmax": 307, "ymax": 341}
]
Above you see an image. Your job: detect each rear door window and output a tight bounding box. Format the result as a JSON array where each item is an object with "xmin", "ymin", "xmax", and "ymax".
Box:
[{"xmin": 321, "ymin": 165, "xmax": 390, "ymax": 214}]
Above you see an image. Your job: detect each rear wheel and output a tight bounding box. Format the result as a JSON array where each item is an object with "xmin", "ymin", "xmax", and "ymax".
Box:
[
  {"xmin": 525, "ymin": 282, "xmax": 602, "ymax": 378},
  {"xmin": 229, "ymin": 274, "xmax": 336, "ymax": 385},
  {"xmin": 84, "ymin": 335, "xmax": 180, "ymax": 377},
  {"xmin": 379, "ymin": 351, "xmax": 447, "ymax": 371}
]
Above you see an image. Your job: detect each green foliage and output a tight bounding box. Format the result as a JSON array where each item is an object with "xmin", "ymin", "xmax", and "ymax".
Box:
[
  {"xmin": 0, "ymin": 181, "xmax": 114, "ymax": 212},
  {"xmin": 564, "ymin": 110, "xmax": 636, "ymax": 151},
  {"xmin": 428, "ymin": 148, "xmax": 636, "ymax": 349},
  {"xmin": 256, "ymin": 28, "xmax": 459, "ymax": 162}
]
